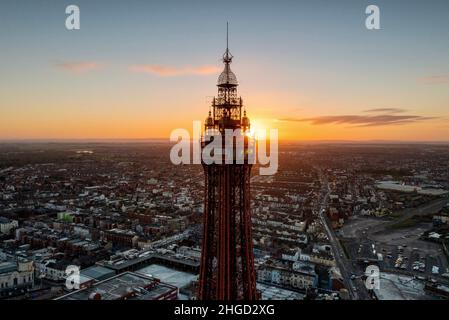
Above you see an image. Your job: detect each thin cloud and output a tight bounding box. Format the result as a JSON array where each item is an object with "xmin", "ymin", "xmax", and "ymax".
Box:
[
  {"xmin": 279, "ymin": 114, "xmax": 437, "ymax": 127},
  {"xmin": 129, "ymin": 64, "xmax": 221, "ymax": 77},
  {"xmin": 418, "ymin": 75, "xmax": 449, "ymax": 85},
  {"xmin": 55, "ymin": 61, "xmax": 102, "ymax": 74},
  {"xmin": 364, "ymin": 108, "xmax": 406, "ymax": 114}
]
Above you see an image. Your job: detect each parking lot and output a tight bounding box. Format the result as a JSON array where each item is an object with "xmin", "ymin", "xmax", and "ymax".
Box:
[{"xmin": 342, "ymin": 221, "xmax": 449, "ymax": 279}]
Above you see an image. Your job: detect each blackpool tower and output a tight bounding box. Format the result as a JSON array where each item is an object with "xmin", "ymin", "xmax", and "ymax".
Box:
[{"xmin": 198, "ymin": 24, "xmax": 258, "ymax": 300}]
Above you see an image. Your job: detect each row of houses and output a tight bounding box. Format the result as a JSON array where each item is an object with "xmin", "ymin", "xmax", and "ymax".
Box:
[{"xmin": 258, "ymin": 265, "xmax": 318, "ymax": 290}]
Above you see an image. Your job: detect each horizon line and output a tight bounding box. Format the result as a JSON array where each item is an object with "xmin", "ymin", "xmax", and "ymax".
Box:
[{"xmin": 1, "ymin": 138, "xmax": 449, "ymax": 145}]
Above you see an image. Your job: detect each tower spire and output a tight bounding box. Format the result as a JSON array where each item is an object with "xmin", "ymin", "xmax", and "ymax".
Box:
[
  {"xmin": 218, "ymin": 23, "xmax": 237, "ymax": 87},
  {"xmin": 223, "ymin": 22, "xmax": 233, "ymax": 63},
  {"xmin": 226, "ymin": 21, "xmax": 229, "ymax": 53}
]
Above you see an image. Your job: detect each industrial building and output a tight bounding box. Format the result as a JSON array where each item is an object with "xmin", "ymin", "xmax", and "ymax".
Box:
[{"xmin": 55, "ymin": 271, "xmax": 177, "ymax": 300}]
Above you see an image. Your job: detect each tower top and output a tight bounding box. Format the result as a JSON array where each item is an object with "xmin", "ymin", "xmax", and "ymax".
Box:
[
  {"xmin": 223, "ymin": 21, "xmax": 232, "ymax": 63},
  {"xmin": 218, "ymin": 22, "xmax": 238, "ymax": 87}
]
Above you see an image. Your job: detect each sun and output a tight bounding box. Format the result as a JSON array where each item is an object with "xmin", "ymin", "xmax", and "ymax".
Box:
[{"xmin": 247, "ymin": 119, "xmax": 274, "ymax": 141}]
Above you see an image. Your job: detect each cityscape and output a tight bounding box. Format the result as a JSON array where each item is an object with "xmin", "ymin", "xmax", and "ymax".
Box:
[{"xmin": 1, "ymin": 142, "xmax": 448, "ymax": 300}]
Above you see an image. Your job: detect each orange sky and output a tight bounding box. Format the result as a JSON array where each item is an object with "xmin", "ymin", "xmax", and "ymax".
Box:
[{"xmin": 1, "ymin": 1, "xmax": 448, "ymax": 141}]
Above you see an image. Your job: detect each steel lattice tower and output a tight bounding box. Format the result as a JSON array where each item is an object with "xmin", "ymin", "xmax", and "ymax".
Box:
[{"xmin": 198, "ymin": 24, "xmax": 257, "ymax": 300}]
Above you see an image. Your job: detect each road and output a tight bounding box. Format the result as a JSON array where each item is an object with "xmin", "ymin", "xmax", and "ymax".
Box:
[{"xmin": 316, "ymin": 169, "xmax": 372, "ymax": 300}]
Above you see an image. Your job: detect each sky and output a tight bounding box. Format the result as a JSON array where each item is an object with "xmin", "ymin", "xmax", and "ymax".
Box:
[{"xmin": 0, "ymin": 0, "xmax": 448, "ymax": 141}]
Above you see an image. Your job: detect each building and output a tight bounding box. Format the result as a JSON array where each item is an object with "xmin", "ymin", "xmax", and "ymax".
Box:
[
  {"xmin": 80, "ymin": 265, "xmax": 116, "ymax": 282},
  {"xmin": 198, "ymin": 25, "xmax": 257, "ymax": 300},
  {"xmin": 55, "ymin": 272, "xmax": 177, "ymax": 300},
  {"xmin": 103, "ymin": 228, "xmax": 139, "ymax": 247},
  {"xmin": 0, "ymin": 217, "xmax": 19, "ymax": 234},
  {"xmin": 0, "ymin": 259, "xmax": 34, "ymax": 298},
  {"xmin": 57, "ymin": 211, "xmax": 75, "ymax": 222},
  {"xmin": 281, "ymin": 248, "xmax": 300, "ymax": 262},
  {"xmin": 37, "ymin": 259, "xmax": 72, "ymax": 281},
  {"xmin": 177, "ymin": 246, "xmax": 201, "ymax": 261},
  {"xmin": 433, "ymin": 203, "xmax": 449, "ymax": 225},
  {"xmin": 258, "ymin": 265, "xmax": 317, "ymax": 290}
]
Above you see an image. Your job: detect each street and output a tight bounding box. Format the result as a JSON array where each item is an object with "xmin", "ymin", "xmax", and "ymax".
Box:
[{"xmin": 316, "ymin": 168, "xmax": 372, "ymax": 300}]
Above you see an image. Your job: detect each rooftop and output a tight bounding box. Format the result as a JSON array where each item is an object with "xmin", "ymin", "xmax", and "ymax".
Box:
[
  {"xmin": 0, "ymin": 216, "xmax": 14, "ymax": 224},
  {"xmin": 80, "ymin": 265, "xmax": 116, "ymax": 281},
  {"xmin": 55, "ymin": 272, "xmax": 177, "ymax": 300},
  {"xmin": 0, "ymin": 261, "xmax": 17, "ymax": 274}
]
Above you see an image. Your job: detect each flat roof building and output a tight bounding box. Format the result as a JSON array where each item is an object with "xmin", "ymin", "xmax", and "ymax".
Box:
[
  {"xmin": 55, "ymin": 272, "xmax": 177, "ymax": 300},
  {"xmin": 80, "ymin": 265, "xmax": 116, "ymax": 281}
]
